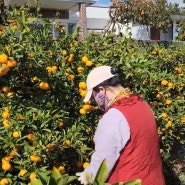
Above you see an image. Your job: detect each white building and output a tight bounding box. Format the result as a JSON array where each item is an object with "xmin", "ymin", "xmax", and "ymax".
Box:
[
  {"xmin": 7, "ymin": 0, "xmax": 185, "ymax": 41},
  {"xmin": 69, "ymin": 0, "xmax": 185, "ymax": 41}
]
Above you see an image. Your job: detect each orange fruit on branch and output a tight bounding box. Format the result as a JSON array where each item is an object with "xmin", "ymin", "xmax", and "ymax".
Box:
[
  {"xmin": 30, "ymin": 155, "xmax": 41, "ymax": 162},
  {"xmin": 2, "ymin": 162, "xmax": 12, "ymax": 171},
  {"xmin": 19, "ymin": 169, "xmax": 28, "ymax": 177},
  {"xmin": 0, "ymin": 54, "xmax": 8, "ymax": 64},
  {"xmin": 12, "ymin": 131, "xmax": 20, "ymax": 138},
  {"xmin": 39, "ymin": 82, "xmax": 49, "ymax": 90}
]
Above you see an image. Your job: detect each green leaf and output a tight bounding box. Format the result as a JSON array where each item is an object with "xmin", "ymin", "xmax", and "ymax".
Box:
[
  {"xmin": 49, "ymin": 167, "xmax": 62, "ymax": 185},
  {"xmin": 65, "ymin": 176, "xmax": 77, "ymax": 184},
  {"xmin": 94, "ymin": 159, "xmax": 109, "ymax": 184},
  {"xmin": 31, "ymin": 178, "xmax": 43, "ymax": 185},
  {"xmin": 26, "ymin": 17, "xmax": 37, "ymax": 24},
  {"xmin": 36, "ymin": 171, "xmax": 51, "ymax": 184},
  {"xmin": 112, "ymin": 179, "xmax": 141, "ymax": 185},
  {"xmin": 123, "ymin": 179, "xmax": 141, "ymax": 185}
]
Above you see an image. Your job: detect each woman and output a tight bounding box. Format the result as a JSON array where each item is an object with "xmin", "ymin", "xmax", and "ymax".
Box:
[{"xmin": 76, "ymin": 65, "xmax": 165, "ymax": 185}]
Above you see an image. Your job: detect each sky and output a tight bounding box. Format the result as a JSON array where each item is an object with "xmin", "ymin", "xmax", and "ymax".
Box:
[
  {"xmin": 92, "ymin": 0, "xmax": 112, "ymax": 7},
  {"xmin": 92, "ymin": 0, "xmax": 185, "ymax": 7}
]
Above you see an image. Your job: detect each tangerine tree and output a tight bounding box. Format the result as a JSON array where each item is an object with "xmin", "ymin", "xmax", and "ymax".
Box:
[
  {"xmin": 109, "ymin": 0, "xmax": 181, "ymax": 32},
  {"xmin": 0, "ymin": 1, "xmax": 184, "ymax": 185}
]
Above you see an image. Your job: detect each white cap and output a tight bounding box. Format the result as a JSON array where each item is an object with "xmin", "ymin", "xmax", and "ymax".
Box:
[{"xmin": 83, "ymin": 66, "xmax": 116, "ymax": 102}]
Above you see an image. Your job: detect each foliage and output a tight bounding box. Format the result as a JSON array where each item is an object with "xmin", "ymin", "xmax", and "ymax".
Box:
[
  {"xmin": 0, "ymin": 1, "xmax": 184, "ymax": 185},
  {"xmin": 30, "ymin": 160, "xmax": 141, "ymax": 185},
  {"xmin": 109, "ymin": 0, "xmax": 181, "ymax": 32},
  {"xmin": 176, "ymin": 20, "xmax": 185, "ymax": 41},
  {"xmin": 93, "ymin": 160, "xmax": 141, "ymax": 185},
  {"xmin": 30, "ymin": 167, "xmax": 76, "ymax": 185}
]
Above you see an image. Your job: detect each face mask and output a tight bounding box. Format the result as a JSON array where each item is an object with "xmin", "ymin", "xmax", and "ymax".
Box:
[{"xmin": 94, "ymin": 92, "xmax": 109, "ymax": 111}]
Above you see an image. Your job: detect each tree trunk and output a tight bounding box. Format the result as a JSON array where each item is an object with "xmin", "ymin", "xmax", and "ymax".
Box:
[{"xmin": 78, "ymin": 3, "xmax": 87, "ymax": 41}]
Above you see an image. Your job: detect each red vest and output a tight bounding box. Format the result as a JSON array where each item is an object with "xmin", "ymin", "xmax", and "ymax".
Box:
[{"xmin": 107, "ymin": 95, "xmax": 165, "ymax": 185}]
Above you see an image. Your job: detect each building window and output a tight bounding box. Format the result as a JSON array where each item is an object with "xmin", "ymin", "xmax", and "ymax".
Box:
[
  {"xmin": 174, "ymin": 21, "xmax": 180, "ymax": 39},
  {"xmin": 68, "ymin": 23, "xmax": 77, "ymax": 34},
  {"xmin": 150, "ymin": 27, "xmax": 160, "ymax": 40}
]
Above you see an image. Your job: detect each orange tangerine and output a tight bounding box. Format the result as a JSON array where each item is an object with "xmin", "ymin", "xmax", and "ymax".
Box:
[
  {"xmin": 46, "ymin": 66, "xmax": 52, "ymax": 73},
  {"xmin": 6, "ymin": 60, "xmax": 17, "ymax": 68},
  {"xmin": 2, "ymin": 111, "xmax": 10, "ymax": 119},
  {"xmin": 81, "ymin": 56, "xmax": 89, "ymax": 63},
  {"xmin": 165, "ymin": 99, "xmax": 172, "ymax": 105},
  {"xmin": 80, "ymin": 90, "xmax": 87, "ymax": 97},
  {"xmin": 77, "ymin": 66, "xmax": 84, "ymax": 73},
  {"xmin": 175, "ymin": 67, "xmax": 182, "ymax": 73},
  {"xmin": 76, "ymin": 161, "xmax": 83, "ymax": 168},
  {"xmin": 1, "ymin": 111, "xmax": 10, "ymax": 119},
  {"xmin": 27, "ymin": 134, "xmax": 35, "ymax": 142},
  {"xmin": 2, "ymin": 162, "xmax": 12, "ymax": 171},
  {"xmin": 161, "ymin": 80, "xmax": 168, "ymax": 86},
  {"xmin": 181, "ymin": 117, "xmax": 185, "ymax": 123},
  {"xmin": 79, "ymin": 82, "xmax": 87, "ymax": 89},
  {"xmin": 67, "ymin": 74, "xmax": 74, "ymax": 80},
  {"xmin": 58, "ymin": 166, "xmax": 65, "ymax": 173},
  {"xmin": 61, "ymin": 50, "xmax": 67, "ymax": 57},
  {"xmin": 29, "ymin": 172, "xmax": 37, "ymax": 180},
  {"xmin": 51, "ymin": 66, "xmax": 57, "ymax": 72},
  {"xmin": 1, "ymin": 86, "xmax": 10, "ymax": 93},
  {"xmin": 0, "ymin": 66, "xmax": 9, "ymax": 76},
  {"xmin": 12, "ymin": 131, "xmax": 20, "ymax": 138},
  {"xmin": 86, "ymin": 60, "xmax": 93, "ymax": 67},
  {"xmin": 64, "ymin": 139, "xmax": 71, "ymax": 147},
  {"xmin": 30, "ymin": 155, "xmax": 41, "ymax": 162},
  {"xmin": 28, "ymin": 53, "xmax": 34, "ymax": 58},
  {"xmin": 7, "ymin": 92, "xmax": 14, "ymax": 97},
  {"xmin": 82, "ymin": 104, "xmax": 92, "ymax": 111},
  {"xmin": 58, "ymin": 122, "xmax": 64, "ymax": 128},
  {"xmin": 31, "ymin": 76, "xmax": 39, "ymax": 82},
  {"xmin": 166, "ymin": 121, "xmax": 172, "ymax": 128},
  {"xmin": 19, "ymin": 169, "xmax": 28, "ymax": 177},
  {"xmin": 69, "ymin": 53, "xmax": 74, "ymax": 58},
  {"xmin": 79, "ymin": 108, "xmax": 86, "ymax": 115},
  {"xmin": 7, "ymin": 151, "xmax": 15, "ymax": 159},
  {"xmin": 167, "ymin": 82, "xmax": 173, "ymax": 88},
  {"xmin": 86, "ymin": 128, "xmax": 91, "ymax": 133},
  {"xmin": 2, "ymin": 120, "xmax": 10, "ymax": 128},
  {"xmin": 0, "ymin": 178, "xmax": 9, "ymax": 185},
  {"xmin": 46, "ymin": 144, "xmax": 55, "ymax": 152},
  {"xmin": 2, "ymin": 157, "xmax": 10, "ymax": 163},
  {"xmin": 151, "ymin": 101, "xmax": 158, "ymax": 108},
  {"xmin": 67, "ymin": 56, "xmax": 73, "ymax": 63},
  {"xmin": 83, "ymin": 162, "xmax": 90, "ymax": 169},
  {"xmin": 161, "ymin": 113, "xmax": 168, "ymax": 119},
  {"xmin": 0, "ymin": 54, "xmax": 8, "ymax": 64},
  {"xmin": 39, "ymin": 82, "xmax": 49, "ymax": 90},
  {"xmin": 17, "ymin": 114, "xmax": 25, "ymax": 120}
]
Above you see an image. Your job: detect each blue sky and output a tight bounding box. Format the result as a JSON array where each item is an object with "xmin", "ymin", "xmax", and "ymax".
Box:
[
  {"xmin": 93, "ymin": 0, "xmax": 185, "ymax": 7},
  {"xmin": 93, "ymin": 0, "xmax": 112, "ymax": 7}
]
